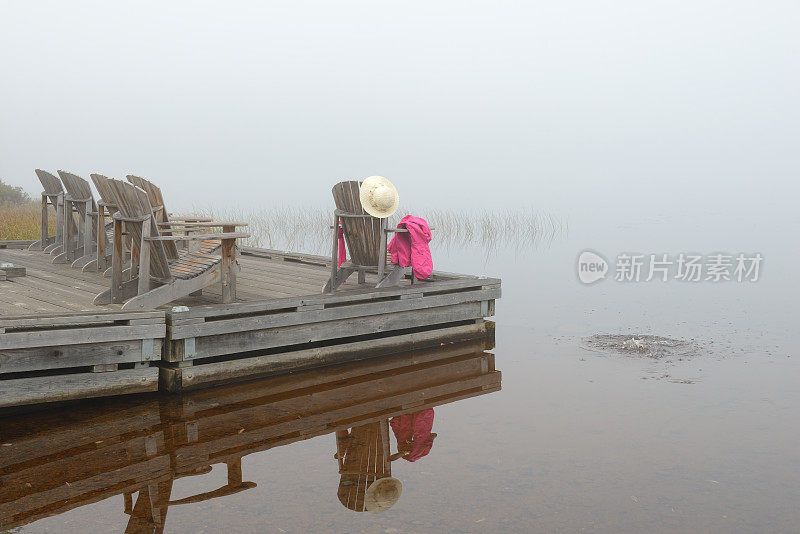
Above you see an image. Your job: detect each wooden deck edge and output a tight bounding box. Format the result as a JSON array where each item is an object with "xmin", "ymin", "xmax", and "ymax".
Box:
[
  {"xmin": 0, "ymin": 310, "xmax": 164, "ymax": 329},
  {"xmin": 168, "ymin": 276, "xmax": 501, "ymax": 320},
  {"xmin": 0, "ymin": 367, "xmax": 159, "ymax": 409},
  {"xmin": 168, "ymin": 287, "xmax": 500, "ymax": 340},
  {"xmin": 159, "ymin": 322, "xmax": 492, "ymax": 392}
]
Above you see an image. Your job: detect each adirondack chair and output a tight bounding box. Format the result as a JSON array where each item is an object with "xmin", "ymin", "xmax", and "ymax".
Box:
[
  {"xmin": 53, "ymin": 171, "xmax": 112, "ymax": 268},
  {"xmin": 29, "ymin": 169, "xmax": 72, "ymax": 253},
  {"xmin": 323, "ymin": 180, "xmax": 412, "ymax": 292},
  {"xmin": 93, "ymin": 179, "xmax": 248, "ymax": 310},
  {"xmin": 95, "ymin": 173, "xmax": 175, "ymax": 280},
  {"xmin": 126, "ymin": 174, "xmax": 218, "ymax": 254}
]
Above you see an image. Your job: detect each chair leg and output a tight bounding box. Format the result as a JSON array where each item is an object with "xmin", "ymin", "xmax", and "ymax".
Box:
[
  {"xmin": 378, "ymin": 218, "xmax": 387, "ymax": 278},
  {"xmin": 83, "ymin": 200, "xmax": 93, "ymax": 261},
  {"xmin": 111, "ymin": 219, "xmax": 125, "ymax": 303},
  {"xmin": 96, "ymin": 204, "xmax": 107, "ymax": 271},
  {"xmin": 55, "ymin": 201, "xmax": 74, "ymax": 264},
  {"xmin": 326, "ymin": 213, "xmax": 340, "ymax": 293},
  {"xmin": 55, "ymin": 193, "xmax": 64, "ymax": 249},
  {"xmin": 137, "ymin": 218, "xmax": 152, "ymax": 296},
  {"xmin": 40, "ymin": 194, "xmax": 48, "ymax": 250},
  {"xmin": 95, "ymin": 278, "xmax": 138, "ymax": 305},
  {"xmin": 322, "ymin": 266, "xmax": 355, "ymax": 292},
  {"xmin": 121, "ymin": 269, "xmax": 220, "ymax": 311},
  {"xmin": 220, "ymin": 236, "xmax": 237, "ymax": 303},
  {"xmin": 376, "ymin": 265, "xmax": 411, "ymax": 288}
]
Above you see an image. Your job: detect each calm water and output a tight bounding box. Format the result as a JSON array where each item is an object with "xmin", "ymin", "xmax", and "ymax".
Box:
[{"xmin": 1, "ymin": 201, "xmax": 798, "ymax": 533}]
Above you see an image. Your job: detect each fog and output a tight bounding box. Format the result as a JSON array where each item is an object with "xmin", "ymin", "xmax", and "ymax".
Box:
[{"xmin": 1, "ymin": 0, "xmax": 798, "ymax": 215}]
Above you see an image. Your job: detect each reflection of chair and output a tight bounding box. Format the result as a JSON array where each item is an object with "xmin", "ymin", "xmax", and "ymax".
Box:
[
  {"xmin": 335, "ymin": 421, "xmax": 392, "ymax": 512},
  {"xmin": 29, "ymin": 169, "xmax": 69, "ymax": 253},
  {"xmin": 123, "ymin": 459, "xmax": 255, "ymax": 534},
  {"xmin": 324, "ymin": 180, "xmax": 411, "ymax": 292},
  {"xmin": 93, "ymin": 179, "xmax": 248, "ymax": 310}
]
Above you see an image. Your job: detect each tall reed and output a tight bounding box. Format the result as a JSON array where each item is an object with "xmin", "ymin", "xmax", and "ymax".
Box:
[
  {"xmin": 190, "ymin": 206, "xmax": 567, "ymax": 256},
  {"xmin": 0, "ymin": 202, "xmax": 55, "ymax": 240}
]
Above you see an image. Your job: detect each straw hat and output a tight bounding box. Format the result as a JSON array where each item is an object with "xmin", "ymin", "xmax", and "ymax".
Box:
[
  {"xmin": 359, "ymin": 176, "xmax": 399, "ymax": 218},
  {"xmin": 363, "ymin": 477, "xmax": 403, "ymax": 513}
]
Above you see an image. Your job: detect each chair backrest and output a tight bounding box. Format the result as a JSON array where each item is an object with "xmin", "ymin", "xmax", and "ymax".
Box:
[
  {"xmin": 126, "ymin": 175, "xmax": 180, "ymax": 257},
  {"xmin": 57, "ymin": 171, "xmax": 96, "ymax": 208},
  {"xmin": 126, "ymin": 175, "xmax": 167, "ymax": 220},
  {"xmin": 34, "ymin": 169, "xmax": 64, "ymax": 199},
  {"xmin": 89, "ymin": 173, "xmax": 118, "ymax": 209},
  {"xmin": 332, "ymin": 180, "xmax": 383, "ymax": 267},
  {"xmin": 105, "ymin": 179, "xmax": 173, "ymax": 280}
]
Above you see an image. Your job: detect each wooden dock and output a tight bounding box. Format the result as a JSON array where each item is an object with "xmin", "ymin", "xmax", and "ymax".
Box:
[
  {"xmin": 0, "ymin": 342, "xmax": 500, "ymax": 529},
  {"xmin": 0, "ymin": 243, "xmax": 499, "ymax": 407}
]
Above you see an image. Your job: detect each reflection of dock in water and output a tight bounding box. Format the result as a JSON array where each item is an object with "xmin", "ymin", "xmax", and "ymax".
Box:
[{"xmin": 0, "ymin": 340, "xmax": 501, "ymax": 531}]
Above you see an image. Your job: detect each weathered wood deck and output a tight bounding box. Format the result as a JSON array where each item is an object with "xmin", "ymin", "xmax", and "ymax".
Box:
[
  {"xmin": 0, "ymin": 343, "xmax": 500, "ymax": 530},
  {"xmin": 0, "ymin": 244, "xmax": 500, "ymax": 407}
]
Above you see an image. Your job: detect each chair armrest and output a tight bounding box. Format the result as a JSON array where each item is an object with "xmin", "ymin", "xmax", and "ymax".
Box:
[
  {"xmin": 112, "ymin": 212, "xmax": 150, "ymax": 223},
  {"xmin": 157, "ymin": 221, "xmax": 248, "ymax": 228},
  {"xmin": 166, "ymin": 482, "xmax": 257, "ymax": 506},
  {"xmin": 165, "ymin": 215, "xmax": 214, "ymax": 222},
  {"xmin": 144, "ymin": 232, "xmax": 250, "ymax": 241},
  {"xmin": 384, "ymin": 227, "xmax": 435, "ymax": 233}
]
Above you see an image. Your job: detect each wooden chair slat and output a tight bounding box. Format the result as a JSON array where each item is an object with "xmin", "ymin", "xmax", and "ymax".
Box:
[{"xmin": 34, "ymin": 169, "xmax": 64, "ymax": 196}]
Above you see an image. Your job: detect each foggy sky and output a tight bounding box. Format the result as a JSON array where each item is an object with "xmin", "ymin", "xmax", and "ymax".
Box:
[{"xmin": 1, "ymin": 1, "xmax": 798, "ymax": 213}]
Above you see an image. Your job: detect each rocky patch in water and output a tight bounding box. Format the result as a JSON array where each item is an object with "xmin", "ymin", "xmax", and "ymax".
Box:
[{"xmin": 583, "ymin": 334, "xmax": 699, "ymax": 360}]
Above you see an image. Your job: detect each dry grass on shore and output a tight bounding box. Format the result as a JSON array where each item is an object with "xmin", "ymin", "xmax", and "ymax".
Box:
[{"xmin": 0, "ymin": 202, "xmax": 55, "ymax": 241}]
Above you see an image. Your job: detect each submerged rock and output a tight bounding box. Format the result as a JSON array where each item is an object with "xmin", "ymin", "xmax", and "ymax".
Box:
[{"xmin": 584, "ymin": 334, "xmax": 698, "ymax": 359}]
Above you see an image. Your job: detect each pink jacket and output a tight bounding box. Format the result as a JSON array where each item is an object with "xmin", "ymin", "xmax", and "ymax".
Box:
[{"xmin": 387, "ymin": 216, "xmax": 433, "ymax": 280}]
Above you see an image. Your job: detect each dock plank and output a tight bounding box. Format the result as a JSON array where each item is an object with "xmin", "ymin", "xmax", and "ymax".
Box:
[
  {"xmin": 0, "ymin": 366, "xmax": 159, "ymax": 408},
  {"xmin": 1, "ymin": 324, "xmax": 166, "ymax": 350}
]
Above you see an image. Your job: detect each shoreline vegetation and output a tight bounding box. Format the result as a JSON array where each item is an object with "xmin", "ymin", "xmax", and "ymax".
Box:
[
  {"xmin": 0, "ymin": 199, "xmax": 566, "ymax": 254},
  {"xmin": 0, "ymin": 201, "xmax": 55, "ymax": 241},
  {"xmin": 1, "ymin": 178, "xmax": 51, "ymax": 240},
  {"xmin": 193, "ymin": 206, "xmax": 568, "ymax": 255},
  {"xmin": 0, "ymin": 179, "xmax": 566, "ymax": 253}
]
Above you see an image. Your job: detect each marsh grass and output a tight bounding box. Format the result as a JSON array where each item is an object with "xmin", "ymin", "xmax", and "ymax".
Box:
[
  {"xmin": 1, "ymin": 201, "xmax": 565, "ymax": 255},
  {"xmin": 0, "ymin": 202, "xmax": 55, "ymax": 240},
  {"xmin": 191, "ymin": 206, "xmax": 567, "ymax": 256}
]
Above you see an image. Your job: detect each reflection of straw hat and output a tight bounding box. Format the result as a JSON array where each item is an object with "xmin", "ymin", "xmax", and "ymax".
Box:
[
  {"xmin": 364, "ymin": 477, "xmax": 402, "ymax": 513},
  {"xmin": 359, "ymin": 176, "xmax": 399, "ymax": 218}
]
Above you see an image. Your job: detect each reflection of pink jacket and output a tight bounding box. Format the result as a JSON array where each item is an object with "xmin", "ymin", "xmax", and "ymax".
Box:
[
  {"xmin": 390, "ymin": 409, "xmax": 435, "ymax": 462},
  {"xmin": 387, "ymin": 216, "xmax": 433, "ymax": 280}
]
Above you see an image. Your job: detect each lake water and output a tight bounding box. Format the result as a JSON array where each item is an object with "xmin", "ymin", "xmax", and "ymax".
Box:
[{"xmin": 1, "ymin": 200, "xmax": 797, "ymax": 533}]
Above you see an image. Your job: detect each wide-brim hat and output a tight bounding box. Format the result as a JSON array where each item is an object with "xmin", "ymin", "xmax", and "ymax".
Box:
[
  {"xmin": 359, "ymin": 176, "xmax": 399, "ymax": 218},
  {"xmin": 364, "ymin": 477, "xmax": 403, "ymax": 513}
]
